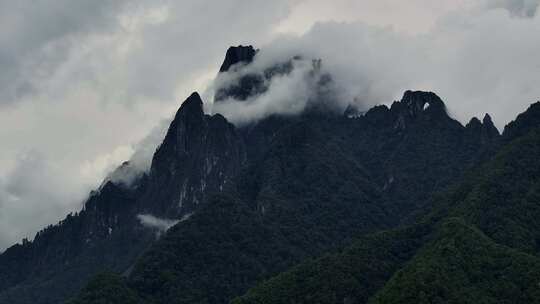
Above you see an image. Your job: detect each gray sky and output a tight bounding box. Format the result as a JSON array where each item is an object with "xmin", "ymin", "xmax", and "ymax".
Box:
[{"xmin": 0, "ymin": 0, "xmax": 539, "ymax": 251}]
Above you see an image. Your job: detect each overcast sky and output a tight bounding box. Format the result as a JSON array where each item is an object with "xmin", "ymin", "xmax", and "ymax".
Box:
[{"xmin": 0, "ymin": 0, "xmax": 539, "ymax": 251}]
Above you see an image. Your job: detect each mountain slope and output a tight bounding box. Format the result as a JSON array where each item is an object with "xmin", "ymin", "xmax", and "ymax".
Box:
[
  {"xmin": 66, "ymin": 273, "xmax": 141, "ymax": 304},
  {"xmin": 232, "ymin": 224, "xmax": 431, "ymax": 304},
  {"xmin": 0, "ymin": 93, "xmax": 244, "ymax": 304},
  {"xmin": 231, "ymin": 103, "xmax": 540, "ymax": 304},
  {"xmin": 233, "ymin": 218, "xmax": 540, "ymax": 304},
  {"xmin": 127, "ymin": 113, "xmax": 391, "ymax": 303},
  {"xmin": 90, "ymin": 92, "xmax": 500, "ymax": 303},
  {"xmin": 0, "ymin": 180, "xmax": 154, "ymax": 304},
  {"xmin": 0, "ymin": 46, "xmax": 508, "ymax": 304},
  {"xmin": 370, "ymin": 218, "xmax": 540, "ymax": 304}
]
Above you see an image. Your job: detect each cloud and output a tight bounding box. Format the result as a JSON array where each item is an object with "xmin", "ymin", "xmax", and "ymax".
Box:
[
  {"xmin": 0, "ymin": 152, "xmax": 91, "ymax": 251},
  {"xmin": 0, "ymin": 0, "xmax": 293, "ymax": 251},
  {"xmin": 1, "ymin": 0, "xmax": 540, "ymax": 252},
  {"xmin": 137, "ymin": 213, "xmax": 192, "ymax": 238},
  {"xmin": 104, "ymin": 117, "xmax": 170, "ymax": 186},
  {"xmin": 211, "ymin": 4, "xmax": 540, "ymax": 129},
  {"xmin": 0, "ymin": 0, "xmax": 130, "ymax": 105},
  {"xmin": 137, "ymin": 214, "xmax": 180, "ymax": 232},
  {"xmin": 486, "ymin": 0, "xmax": 540, "ymax": 18},
  {"xmin": 210, "ymin": 57, "xmax": 340, "ymax": 125}
]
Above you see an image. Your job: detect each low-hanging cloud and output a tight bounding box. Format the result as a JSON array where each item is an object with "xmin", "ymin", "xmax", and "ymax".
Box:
[
  {"xmin": 2, "ymin": 0, "xmax": 540, "ymax": 252},
  {"xmin": 210, "ymin": 57, "xmax": 341, "ymax": 125},
  {"xmin": 104, "ymin": 117, "xmax": 170, "ymax": 187},
  {"xmin": 210, "ymin": 1, "xmax": 540, "ymax": 129},
  {"xmin": 137, "ymin": 213, "xmax": 192, "ymax": 238},
  {"xmin": 0, "ymin": 152, "xmax": 90, "ymax": 252},
  {"xmin": 137, "ymin": 214, "xmax": 180, "ymax": 232},
  {"xmin": 0, "ymin": 0, "xmax": 293, "ymax": 251}
]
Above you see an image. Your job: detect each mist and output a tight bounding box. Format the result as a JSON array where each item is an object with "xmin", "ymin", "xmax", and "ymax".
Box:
[
  {"xmin": 1, "ymin": 0, "xmax": 539, "ymax": 251},
  {"xmin": 137, "ymin": 214, "xmax": 179, "ymax": 231},
  {"xmin": 137, "ymin": 213, "xmax": 193, "ymax": 238},
  {"xmin": 209, "ymin": 1, "xmax": 540, "ymax": 129},
  {"xmin": 0, "ymin": 0, "xmax": 291, "ymax": 251}
]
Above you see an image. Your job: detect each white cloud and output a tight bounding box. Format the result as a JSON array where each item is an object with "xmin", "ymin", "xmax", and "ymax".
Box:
[
  {"xmin": 0, "ymin": 0, "xmax": 292, "ymax": 250},
  {"xmin": 137, "ymin": 213, "xmax": 192, "ymax": 238},
  {"xmin": 1, "ymin": 0, "xmax": 539, "ymax": 251},
  {"xmin": 211, "ymin": 58, "xmax": 334, "ymax": 125},
  {"xmin": 211, "ymin": 2, "xmax": 540, "ymax": 129},
  {"xmin": 137, "ymin": 214, "xmax": 180, "ymax": 232}
]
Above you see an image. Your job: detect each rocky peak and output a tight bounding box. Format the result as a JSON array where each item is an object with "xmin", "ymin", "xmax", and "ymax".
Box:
[
  {"xmin": 390, "ymin": 91, "xmax": 450, "ymax": 130},
  {"xmin": 174, "ymin": 92, "xmax": 205, "ymax": 123},
  {"xmin": 214, "ymin": 46, "xmax": 302, "ymax": 103},
  {"xmin": 482, "ymin": 114, "xmax": 500, "ymax": 138},
  {"xmin": 482, "ymin": 113, "xmax": 494, "ymax": 126},
  {"xmin": 140, "ymin": 92, "xmax": 246, "ymax": 217},
  {"xmin": 466, "ymin": 117, "xmax": 483, "ymax": 130},
  {"xmin": 154, "ymin": 92, "xmax": 205, "ymax": 160},
  {"xmin": 219, "ymin": 45, "xmax": 257, "ymax": 73},
  {"xmin": 465, "ymin": 113, "xmax": 501, "ymax": 145},
  {"xmin": 503, "ymin": 101, "xmax": 540, "ymax": 141},
  {"xmin": 399, "ymin": 90, "xmax": 446, "ymax": 116}
]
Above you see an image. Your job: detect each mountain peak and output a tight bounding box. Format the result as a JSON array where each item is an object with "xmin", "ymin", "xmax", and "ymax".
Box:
[
  {"xmin": 466, "ymin": 117, "xmax": 482, "ymax": 129},
  {"xmin": 503, "ymin": 101, "xmax": 540, "ymax": 140},
  {"xmin": 482, "ymin": 113, "xmax": 500, "ymax": 137},
  {"xmin": 401, "ymin": 90, "xmax": 446, "ymax": 113},
  {"xmin": 176, "ymin": 92, "xmax": 204, "ymax": 118},
  {"xmin": 219, "ymin": 45, "xmax": 257, "ymax": 72},
  {"xmin": 465, "ymin": 113, "xmax": 500, "ymax": 144},
  {"xmin": 389, "ymin": 91, "xmax": 449, "ymax": 130},
  {"xmin": 483, "ymin": 113, "xmax": 493, "ymax": 125}
]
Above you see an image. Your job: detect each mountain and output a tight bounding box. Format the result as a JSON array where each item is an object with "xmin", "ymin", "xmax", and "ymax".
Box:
[
  {"xmin": 214, "ymin": 45, "xmax": 298, "ymax": 103},
  {"xmin": 232, "ymin": 102, "xmax": 540, "ymax": 304},
  {"xmin": 1, "ymin": 45, "xmax": 534, "ymax": 304},
  {"xmin": 219, "ymin": 45, "xmax": 257, "ymax": 73},
  {"xmin": 136, "ymin": 92, "xmax": 245, "ymax": 218},
  {"xmin": 68, "ymin": 58, "xmax": 504, "ymax": 303},
  {"xmin": 0, "ymin": 93, "xmax": 245, "ymax": 303},
  {"xmin": 121, "ymin": 86, "xmax": 507, "ymax": 303}
]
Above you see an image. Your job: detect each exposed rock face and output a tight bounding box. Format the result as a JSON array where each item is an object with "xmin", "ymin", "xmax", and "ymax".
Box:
[
  {"xmin": 0, "ymin": 180, "xmax": 153, "ymax": 304},
  {"xmin": 138, "ymin": 92, "xmax": 246, "ymax": 217},
  {"xmin": 389, "ymin": 90, "xmax": 450, "ymax": 130},
  {"xmin": 482, "ymin": 114, "xmax": 500, "ymax": 137},
  {"xmin": 0, "ymin": 92, "xmax": 246, "ymax": 304},
  {"xmin": 214, "ymin": 48, "xmax": 297, "ymax": 103},
  {"xmin": 400, "ymin": 90, "xmax": 447, "ymax": 115},
  {"xmin": 465, "ymin": 114, "xmax": 501, "ymax": 145},
  {"xmin": 0, "ymin": 45, "xmax": 516, "ymax": 304},
  {"xmin": 219, "ymin": 45, "xmax": 257, "ymax": 73},
  {"xmin": 503, "ymin": 101, "xmax": 540, "ymax": 140},
  {"xmin": 214, "ymin": 72, "xmax": 266, "ymax": 102},
  {"xmin": 121, "ymin": 89, "xmax": 511, "ymax": 304}
]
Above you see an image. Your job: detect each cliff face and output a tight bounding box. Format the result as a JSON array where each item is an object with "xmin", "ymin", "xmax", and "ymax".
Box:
[
  {"xmin": 0, "ymin": 92, "xmax": 247, "ymax": 304},
  {"xmin": 0, "ymin": 46, "xmax": 509, "ymax": 304},
  {"xmin": 219, "ymin": 45, "xmax": 257, "ymax": 73},
  {"xmin": 233, "ymin": 104, "xmax": 540, "ymax": 304},
  {"xmin": 137, "ymin": 92, "xmax": 246, "ymax": 218},
  {"xmin": 122, "ymin": 87, "xmax": 507, "ymax": 303}
]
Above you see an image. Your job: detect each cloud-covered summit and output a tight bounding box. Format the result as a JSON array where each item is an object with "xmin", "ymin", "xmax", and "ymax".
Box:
[{"xmin": 1, "ymin": 0, "xmax": 540, "ymax": 251}]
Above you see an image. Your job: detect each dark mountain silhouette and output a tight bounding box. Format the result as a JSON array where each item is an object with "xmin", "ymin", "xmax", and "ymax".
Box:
[
  {"xmin": 233, "ymin": 102, "xmax": 540, "ymax": 304},
  {"xmin": 0, "ymin": 89, "xmax": 246, "ymax": 304},
  {"xmin": 1, "ymin": 45, "xmax": 537, "ymax": 304},
  {"xmin": 219, "ymin": 45, "xmax": 257, "ymax": 73}
]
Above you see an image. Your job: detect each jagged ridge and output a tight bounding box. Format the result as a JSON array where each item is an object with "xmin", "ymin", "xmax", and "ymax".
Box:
[{"xmin": 0, "ymin": 45, "xmax": 528, "ymax": 304}]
